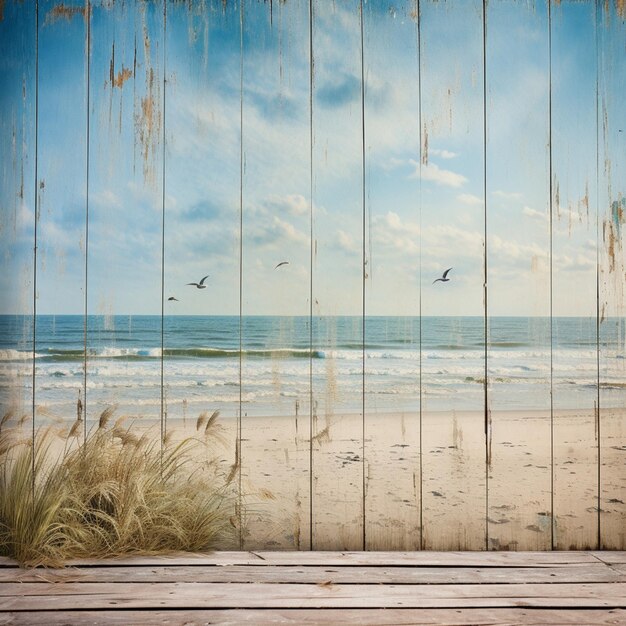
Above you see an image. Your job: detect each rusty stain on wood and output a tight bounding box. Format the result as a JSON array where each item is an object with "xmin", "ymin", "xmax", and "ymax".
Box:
[
  {"xmin": 107, "ymin": 42, "xmax": 135, "ymax": 90},
  {"xmin": 0, "ymin": 0, "xmax": 4, "ymax": 22},
  {"xmin": 583, "ymin": 181, "xmax": 590, "ymax": 221},
  {"xmin": 604, "ymin": 218, "xmax": 619, "ymax": 273},
  {"xmin": 44, "ymin": 3, "xmax": 86, "ymax": 25},
  {"xmin": 606, "ymin": 0, "xmax": 626, "ymax": 20},
  {"xmin": 112, "ymin": 67, "xmax": 133, "ymax": 88},
  {"xmin": 135, "ymin": 68, "xmax": 161, "ymax": 181}
]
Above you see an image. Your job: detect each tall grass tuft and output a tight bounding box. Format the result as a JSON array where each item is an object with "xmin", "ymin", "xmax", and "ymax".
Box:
[{"xmin": 0, "ymin": 409, "xmax": 235, "ymax": 567}]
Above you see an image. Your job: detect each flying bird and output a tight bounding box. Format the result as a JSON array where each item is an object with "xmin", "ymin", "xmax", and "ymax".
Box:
[
  {"xmin": 274, "ymin": 261, "xmax": 289, "ymax": 269},
  {"xmin": 168, "ymin": 296, "xmax": 179, "ymax": 302},
  {"xmin": 433, "ymin": 268, "xmax": 452, "ymax": 284},
  {"xmin": 187, "ymin": 275, "xmax": 209, "ymax": 289}
]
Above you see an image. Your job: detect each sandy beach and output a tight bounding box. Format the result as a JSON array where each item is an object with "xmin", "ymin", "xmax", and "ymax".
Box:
[{"xmin": 130, "ymin": 406, "xmax": 625, "ymax": 552}]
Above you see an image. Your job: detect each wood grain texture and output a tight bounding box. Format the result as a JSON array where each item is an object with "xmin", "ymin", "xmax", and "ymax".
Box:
[
  {"xmin": 1, "ymin": 550, "xmax": 614, "ymax": 567},
  {"xmin": 2, "ymin": 581, "xmax": 625, "ymax": 610},
  {"xmin": 1, "ymin": 609, "xmax": 625, "ymax": 626},
  {"xmin": 1, "ymin": 564, "xmax": 624, "ymax": 585},
  {"xmin": 1, "ymin": 608, "xmax": 625, "ymax": 626},
  {"xmin": 0, "ymin": 553, "xmax": 622, "ymax": 624}
]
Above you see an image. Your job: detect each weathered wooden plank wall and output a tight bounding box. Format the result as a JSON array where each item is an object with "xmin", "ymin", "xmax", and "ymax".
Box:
[
  {"xmin": 419, "ymin": 0, "xmax": 486, "ymax": 551},
  {"xmin": 486, "ymin": 0, "xmax": 552, "ymax": 552},
  {"xmin": 34, "ymin": 0, "xmax": 88, "ymax": 441},
  {"xmin": 241, "ymin": 0, "xmax": 312, "ymax": 550},
  {"xmin": 362, "ymin": 0, "xmax": 421, "ymax": 551},
  {"xmin": 551, "ymin": 0, "xmax": 599, "ymax": 550},
  {"xmin": 0, "ymin": 0, "xmax": 36, "ymax": 428},
  {"xmin": 598, "ymin": 0, "xmax": 626, "ymax": 550},
  {"xmin": 86, "ymin": 0, "xmax": 165, "ymax": 435},
  {"xmin": 0, "ymin": 0, "xmax": 624, "ymax": 552},
  {"xmin": 310, "ymin": 0, "xmax": 365, "ymax": 551}
]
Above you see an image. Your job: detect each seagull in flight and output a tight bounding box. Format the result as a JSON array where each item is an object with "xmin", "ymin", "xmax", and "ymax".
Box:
[
  {"xmin": 433, "ymin": 268, "xmax": 452, "ymax": 284},
  {"xmin": 168, "ymin": 296, "xmax": 179, "ymax": 302},
  {"xmin": 274, "ymin": 261, "xmax": 289, "ymax": 270},
  {"xmin": 187, "ymin": 275, "xmax": 209, "ymax": 289}
]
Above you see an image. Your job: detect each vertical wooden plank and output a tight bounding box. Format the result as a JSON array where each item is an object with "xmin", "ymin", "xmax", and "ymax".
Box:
[
  {"xmin": 0, "ymin": 1, "xmax": 36, "ymax": 427},
  {"xmin": 598, "ymin": 0, "xmax": 626, "ymax": 550},
  {"xmin": 311, "ymin": 0, "xmax": 364, "ymax": 550},
  {"xmin": 240, "ymin": 0, "xmax": 311, "ymax": 550},
  {"xmin": 362, "ymin": 0, "xmax": 421, "ymax": 551},
  {"xmin": 485, "ymin": 0, "xmax": 552, "ymax": 551},
  {"xmin": 86, "ymin": 0, "xmax": 164, "ymax": 433},
  {"xmin": 34, "ymin": 0, "xmax": 88, "ymax": 435},
  {"xmin": 419, "ymin": 0, "xmax": 486, "ymax": 551},
  {"xmin": 162, "ymin": 0, "xmax": 240, "ymax": 547},
  {"xmin": 550, "ymin": 0, "xmax": 599, "ymax": 550}
]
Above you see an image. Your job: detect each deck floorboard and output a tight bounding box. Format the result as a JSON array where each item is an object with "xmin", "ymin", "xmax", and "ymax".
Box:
[{"xmin": 1, "ymin": 552, "xmax": 624, "ymax": 624}]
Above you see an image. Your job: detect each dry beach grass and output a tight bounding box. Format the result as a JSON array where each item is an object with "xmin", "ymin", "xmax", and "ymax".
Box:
[{"xmin": 0, "ymin": 408, "xmax": 235, "ymax": 567}]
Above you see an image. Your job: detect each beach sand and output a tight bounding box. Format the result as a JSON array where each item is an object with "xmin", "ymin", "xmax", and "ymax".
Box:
[
  {"xmin": 144, "ymin": 406, "xmax": 624, "ymax": 552},
  {"xmin": 15, "ymin": 401, "xmax": 624, "ymax": 552}
]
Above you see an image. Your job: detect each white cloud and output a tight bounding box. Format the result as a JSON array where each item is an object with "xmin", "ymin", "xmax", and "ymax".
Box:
[
  {"xmin": 370, "ymin": 211, "xmax": 484, "ymax": 261},
  {"xmin": 492, "ymin": 190, "xmax": 523, "ymax": 201},
  {"xmin": 554, "ymin": 253, "xmax": 596, "ymax": 272},
  {"xmin": 337, "ymin": 229, "xmax": 358, "ymax": 253},
  {"xmin": 424, "ymin": 224, "xmax": 484, "ymax": 260},
  {"xmin": 265, "ymin": 194, "xmax": 309, "ymax": 216},
  {"xmin": 522, "ymin": 205, "xmax": 548, "ymax": 222},
  {"xmin": 409, "ymin": 159, "xmax": 468, "ymax": 188},
  {"xmin": 489, "ymin": 234, "xmax": 546, "ymax": 262},
  {"xmin": 457, "ymin": 193, "xmax": 483, "ymax": 206},
  {"xmin": 371, "ymin": 212, "xmax": 420, "ymax": 255},
  {"xmin": 386, "ymin": 157, "xmax": 406, "ymax": 170},
  {"xmin": 272, "ymin": 216, "xmax": 309, "ymax": 245},
  {"xmin": 430, "ymin": 148, "xmax": 458, "ymax": 159},
  {"xmin": 90, "ymin": 189, "xmax": 122, "ymax": 210}
]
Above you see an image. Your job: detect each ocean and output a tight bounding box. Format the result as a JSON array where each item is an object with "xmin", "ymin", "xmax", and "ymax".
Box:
[{"xmin": 0, "ymin": 315, "xmax": 623, "ymax": 421}]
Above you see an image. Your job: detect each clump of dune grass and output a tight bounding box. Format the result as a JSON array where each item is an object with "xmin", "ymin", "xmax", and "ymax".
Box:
[{"xmin": 0, "ymin": 408, "xmax": 235, "ymax": 567}]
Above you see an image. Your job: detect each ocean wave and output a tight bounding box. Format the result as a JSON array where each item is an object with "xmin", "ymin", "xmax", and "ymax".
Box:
[
  {"xmin": 24, "ymin": 347, "xmax": 328, "ymax": 361},
  {"xmin": 0, "ymin": 350, "xmax": 49, "ymax": 361},
  {"xmin": 3, "ymin": 343, "xmax": 604, "ymax": 365}
]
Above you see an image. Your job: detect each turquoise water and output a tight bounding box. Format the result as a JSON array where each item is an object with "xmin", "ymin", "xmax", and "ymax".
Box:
[{"xmin": 0, "ymin": 315, "xmax": 623, "ymax": 418}]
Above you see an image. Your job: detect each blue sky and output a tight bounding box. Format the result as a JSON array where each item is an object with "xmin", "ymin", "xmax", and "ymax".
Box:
[{"xmin": 0, "ymin": 0, "xmax": 624, "ymax": 317}]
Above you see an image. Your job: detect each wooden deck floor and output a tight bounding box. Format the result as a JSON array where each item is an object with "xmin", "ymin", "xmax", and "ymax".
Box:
[{"xmin": 1, "ymin": 551, "xmax": 625, "ymax": 625}]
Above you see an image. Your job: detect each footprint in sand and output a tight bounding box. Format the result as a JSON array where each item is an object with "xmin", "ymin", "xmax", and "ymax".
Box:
[{"xmin": 526, "ymin": 524, "xmax": 543, "ymax": 533}]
